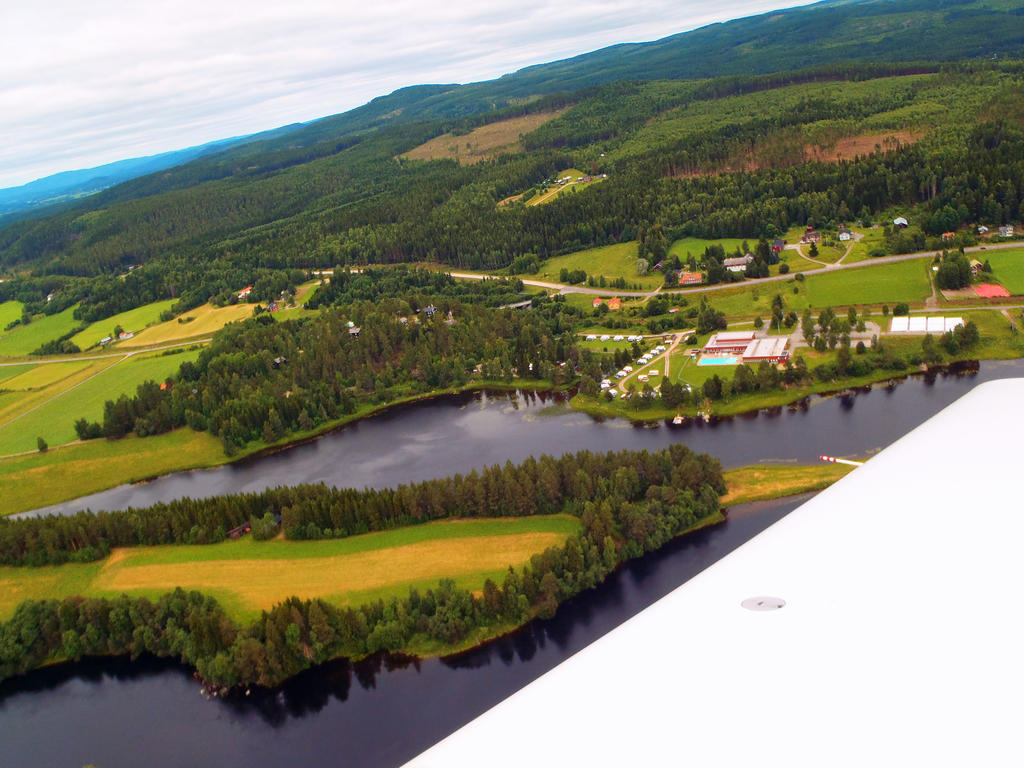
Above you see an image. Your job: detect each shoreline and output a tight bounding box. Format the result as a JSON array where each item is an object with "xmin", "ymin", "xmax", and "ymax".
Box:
[{"xmin": 0, "ymin": 355, "xmax": 1004, "ymax": 518}]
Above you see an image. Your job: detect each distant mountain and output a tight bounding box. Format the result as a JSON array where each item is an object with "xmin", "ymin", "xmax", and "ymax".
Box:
[
  {"xmin": 2, "ymin": 0, "xmax": 1023, "ymax": 230},
  {"xmin": 234, "ymin": 0, "xmax": 1024, "ymax": 150},
  {"xmin": 0, "ymin": 124, "xmax": 305, "ymax": 220}
]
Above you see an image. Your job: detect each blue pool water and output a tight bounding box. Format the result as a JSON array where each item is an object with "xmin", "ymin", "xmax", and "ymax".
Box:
[{"xmin": 697, "ymin": 356, "xmax": 739, "ymax": 366}]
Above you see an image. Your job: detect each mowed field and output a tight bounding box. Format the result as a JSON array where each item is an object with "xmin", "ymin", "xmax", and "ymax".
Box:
[
  {"xmin": 0, "ymin": 305, "xmax": 81, "ymax": 357},
  {"xmin": 693, "ymin": 257, "xmax": 932, "ymax": 317},
  {"xmin": 402, "ymin": 109, "xmax": 568, "ymax": 164},
  {"xmin": 536, "ymin": 242, "xmax": 663, "ymax": 289},
  {"xmin": 121, "ymin": 302, "xmax": 253, "ymax": 347},
  {"xmin": 0, "ymin": 427, "xmax": 227, "ymax": 516},
  {"xmin": 985, "ymin": 248, "xmax": 1024, "ymax": 294},
  {"xmin": 0, "ymin": 300, "xmax": 23, "ymax": 333},
  {"xmin": 0, "ymin": 516, "xmax": 581, "ymax": 622},
  {"xmin": 0, "ymin": 348, "xmax": 202, "ymax": 455},
  {"xmin": 70, "ymin": 299, "xmax": 177, "ymax": 349}
]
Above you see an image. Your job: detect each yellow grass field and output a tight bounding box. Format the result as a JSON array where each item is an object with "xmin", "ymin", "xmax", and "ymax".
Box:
[
  {"xmin": 120, "ymin": 302, "xmax": 254, "ymax": 347},
  {"xmin": 721, "ymin": 463, "xmax": 855, "ymax": 506},
  {"xmin": 402, "ymin": 109, "xmax": 568, "ymax": 164},
  {"xmin": 0, "ymin": 516, "xmax": 580, "ymax": 621}
]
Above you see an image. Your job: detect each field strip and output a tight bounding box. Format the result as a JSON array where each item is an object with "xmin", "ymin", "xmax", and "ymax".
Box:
[{"xmin": 0, "ymin": 355, "xmax": 129, "ymax": 431}]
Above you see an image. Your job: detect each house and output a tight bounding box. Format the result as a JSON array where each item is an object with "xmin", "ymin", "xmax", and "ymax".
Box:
[
  {"xmin": 678, "ymin": 272, "xmax": 703, "ymax": 286},
  {"xmin": 801, "ymin": 231, "xmax": 821, "ymax": 244},
  {"xmin": 771, "ymin": 239, "xmax": 785, "ymax": 255},
  {"xmin": 348, "ymin": 326, "xmax": 361, "ymax": 338},
  {"xmin": 607, "ymin": 297, "xmax": 622, "ymax": 310},
  {"xmin": 423, "ymin": 304, "xmax": 438, "ymax": 318},
  {"xmin": 723, "ymin": 254, "xmax": 754, "ymax": 273},
  {"xmin": 969, "ymin": 259, "xmax": 983, "ymax": 276},
  {"xmin": 651, "ymin": 260, "xmax": 665, "ymax": 272},
  {"xmin": 893, "ymin": 217, "xmax": 909, "ymax": 229},
  {"xmin": 593, "ymin": 297, "xmax": 603, "ymax": 308},
  {"xmin": 838, "ymin": 229, "xmax": 853, "ymax": 242},
  {"xmin": 118, "ymin": 331, "xmax": 134, "ymax": 340},
  {"xmin": 238, "ymin": 286, "xmax": 253, "ymax": 300},
  {"xmin": 267, "ymin": 301, "xmax": 278, "ymax": 312},
  {"xmin": 99, "ymin": 336, "xmax": 113, "ymax": 345},
  {"xmin": 226, "ymin": 522, "xmax": 252, "ymax": 540},
  {"xmin": 999, "ymin": 225, "xmax": 1014, "ymax": 237},
  {"xmin": 978, "ymin": 225, "xmax": 990, "ymax": 235},
  {"xmin": 46, "ymin": 292, "xmax": 54, "ymax": 303},
  {"xmin": 941, "ymin": 232, "xmax": 956, "ymax": 241},
  {"xmin": 272, "ymin": 356, "xmax": 288, "ymax": 368}
]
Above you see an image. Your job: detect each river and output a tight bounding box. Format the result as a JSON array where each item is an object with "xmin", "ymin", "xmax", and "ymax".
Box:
[
  {"xmin": 20, "ymin": 359, "xmax": 1024, "ymax": 518},
  {"xmin": 1, "ymin": 360, "xmax": 1022, "ymax": 767}
]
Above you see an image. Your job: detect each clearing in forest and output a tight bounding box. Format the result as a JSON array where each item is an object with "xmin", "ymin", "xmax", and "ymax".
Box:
[
  {"xmin": 121, "ymin": 302, "xmax": 254, "ymax": 347},
  {"xmin": 402, "ymin": 109, "xmax": 569, "ymax": 164},
  {"xmin": 0, "ymin": 516, "xmax": 581, "ymax": 621}
]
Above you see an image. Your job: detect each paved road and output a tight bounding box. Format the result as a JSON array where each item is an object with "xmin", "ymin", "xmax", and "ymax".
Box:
[{"xmin": 451, "ymin": 241, "xmax": 1024, "ymax": 299}]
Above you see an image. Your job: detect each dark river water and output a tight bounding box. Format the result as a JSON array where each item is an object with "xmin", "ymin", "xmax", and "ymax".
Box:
[
  {"xmin": 21, "ymin": 358, "xmax": 1024, "ymax": 518},
  {"xmin": 2, "ymin": 359, "xmax": 1022, "ymax": 767}
]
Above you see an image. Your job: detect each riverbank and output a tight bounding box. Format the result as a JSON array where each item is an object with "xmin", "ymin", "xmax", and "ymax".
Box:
[
  {"xmin": 0, "ymin": 378, "xmax": 572, "ymax": 517},
  {"xmin": 570, "ymin": 358, "xmax": 986, "ymax": 422}
]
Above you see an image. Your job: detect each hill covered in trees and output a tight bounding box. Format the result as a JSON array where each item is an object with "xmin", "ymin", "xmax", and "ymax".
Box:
[{"xmin": 2, "ymin": 2, "xmax": 1024, "ymax": 330}]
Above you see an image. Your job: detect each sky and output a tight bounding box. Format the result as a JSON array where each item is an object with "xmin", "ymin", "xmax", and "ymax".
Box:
[{"xmin": 0, "ymin": 0, "xmax": 814, "ymax": 189}]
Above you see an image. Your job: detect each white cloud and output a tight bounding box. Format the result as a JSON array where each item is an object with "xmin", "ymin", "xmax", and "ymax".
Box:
[{"xmin": 0, "ymin": 0, "xmax": 812, "ymax": 188}]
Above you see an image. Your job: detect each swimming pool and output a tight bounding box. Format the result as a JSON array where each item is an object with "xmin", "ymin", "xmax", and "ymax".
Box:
[{"xmin": 697, "ymin": 356, "xmax": 740, "ymax": 366}]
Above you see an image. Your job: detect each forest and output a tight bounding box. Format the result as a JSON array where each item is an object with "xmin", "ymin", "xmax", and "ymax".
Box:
[
  {"xmin": 80, "ymin": 285, "xmax": 582, "ymax": 453},
  {"xmin": 3, "ymin": 60, "xmax": 1024, "ymax": 329},
  {"xmin": 0, "ymin": 445, "xmax": 725, "ymax": 687}
]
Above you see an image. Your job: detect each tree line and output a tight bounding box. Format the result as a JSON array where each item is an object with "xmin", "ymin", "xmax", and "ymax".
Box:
[{"xmin": 0, "ymin": 445, "xmax": 725, "ymax": 687}]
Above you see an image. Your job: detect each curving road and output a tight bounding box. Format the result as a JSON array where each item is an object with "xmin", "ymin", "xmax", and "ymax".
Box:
[{"xmin": 450, "ymin": 241, "xmax": 1024, "ymax": 299}]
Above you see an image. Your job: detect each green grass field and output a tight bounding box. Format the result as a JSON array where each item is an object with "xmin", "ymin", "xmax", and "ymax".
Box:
[
  {"xmin": 536, "ymin": 242, "xmax": 662, "ymax": 289},
  {"xmin": 0, "ymin": 305, "xmax": 82, "ymax": 357},
  {"xmin": 0, "ymin": 427, "xmax": 226, "ymax": 515},
  {"xmin": 0, "ymin": 301, "xmax": 23, "ymax": 335},
  {"xmin": 0, "ymin": 349, "xmax": 202, "ymax": 455},
  {"xmin": 668, "ymin": 237, "xmax": 750, "ymax": 261},
  {"xmin": 985, "ymin": 248, "xmax": 1024, "ymax": 294},
  {"xmin": 688, "ymin": 258, "xmax": 933, "ymax": 318},
  {"xmin": 0, "ymin": 363, "xmax": 42, "ymax": 384},
  {"xmin": 0, "ymin": 515, "xmax": 581, "ymax": 622},
  {"xmin": 70, "ymin": 300, "xmax": 177, "ymax": 349}
]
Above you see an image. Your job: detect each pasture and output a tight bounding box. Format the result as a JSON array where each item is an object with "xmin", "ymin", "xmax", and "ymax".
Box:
[
  {"xmin": 402, "ymin": 109, "xmax": 568, "ymax": 165},
  {"xmin": 0, "ymin": 516, "xmax": 581, "ymax": 622},
  {"xmin": 0, "ymin": 301, "xmax": 23, "ymax": 334},
  {"xmin": 121, "ymin": 302, "xmax": 254, "ymax": 347},
  {"xmin": 536, "ymin": 242, "xmax": 663, "ymax": 289},
  {"xmin": 984, "ymin": 248, "xmax": 1024, "ymax": 294},
  {"xmin": 0, "ymin": 305, "xmax": 82, "ymax": 357},
  {"xmin": 70, "ymin": 299, "xmax": 177, "ymax": 349},
  {"xmin": 0, "ymin": 349, "xmax": 202, "ymax": 454},
  {"xmin": 0, "ymin": 427, "xmax": 226, "ymax": 516}
]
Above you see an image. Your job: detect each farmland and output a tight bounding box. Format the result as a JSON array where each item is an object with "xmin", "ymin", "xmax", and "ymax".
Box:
[
  {"xmin": 985, "ymin": 248, "xmax": 1024, "ymax": 294},
  {"xmin": 535, "ymin": 242, "xmax": 661, "ymax": 289},
  {"xmin": 0, "ymin": 348, "xmax": 203, "ymax": 455},
  {"xmin": 402, "ymin": 109, "xmax": 568, "ymax": 164},
  {"xmin": 0, "ymin": 515, "xmax": 581, "ymax": 622},
  {"xmin": 120, "ymin": 302, "xmax": 254, "ymax": 347},
  {"xmin": 0, "ymin": 305, "xmax": 81, "ymax": 357},
  {"xmin": 0, "ymin": 427, "xmax": 226, "ymax": 516},
  {"xmin": 70, "ymin": 299, "xmax": 177, "ymax": 349}
]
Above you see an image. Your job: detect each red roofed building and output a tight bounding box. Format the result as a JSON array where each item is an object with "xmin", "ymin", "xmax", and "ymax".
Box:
[
  {"xmin": 238, "ymin": 286, "xmax": 253, "ymax": 299},
  {"xmin": 678, "ymin": 272, "xmax": 703, "ymax": 286},
  {"xmin": 593, "ymin": 297, "xmax": 603, "ymax": 308},
  {"xmin": 607, "ymin": 297, "xmax": 622, "ymax": 310}
]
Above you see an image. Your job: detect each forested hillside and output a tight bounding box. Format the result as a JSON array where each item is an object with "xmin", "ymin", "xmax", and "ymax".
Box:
[{"xmin": 2, "ymin": 1, "xmax": 1024, "ymax": 329}]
